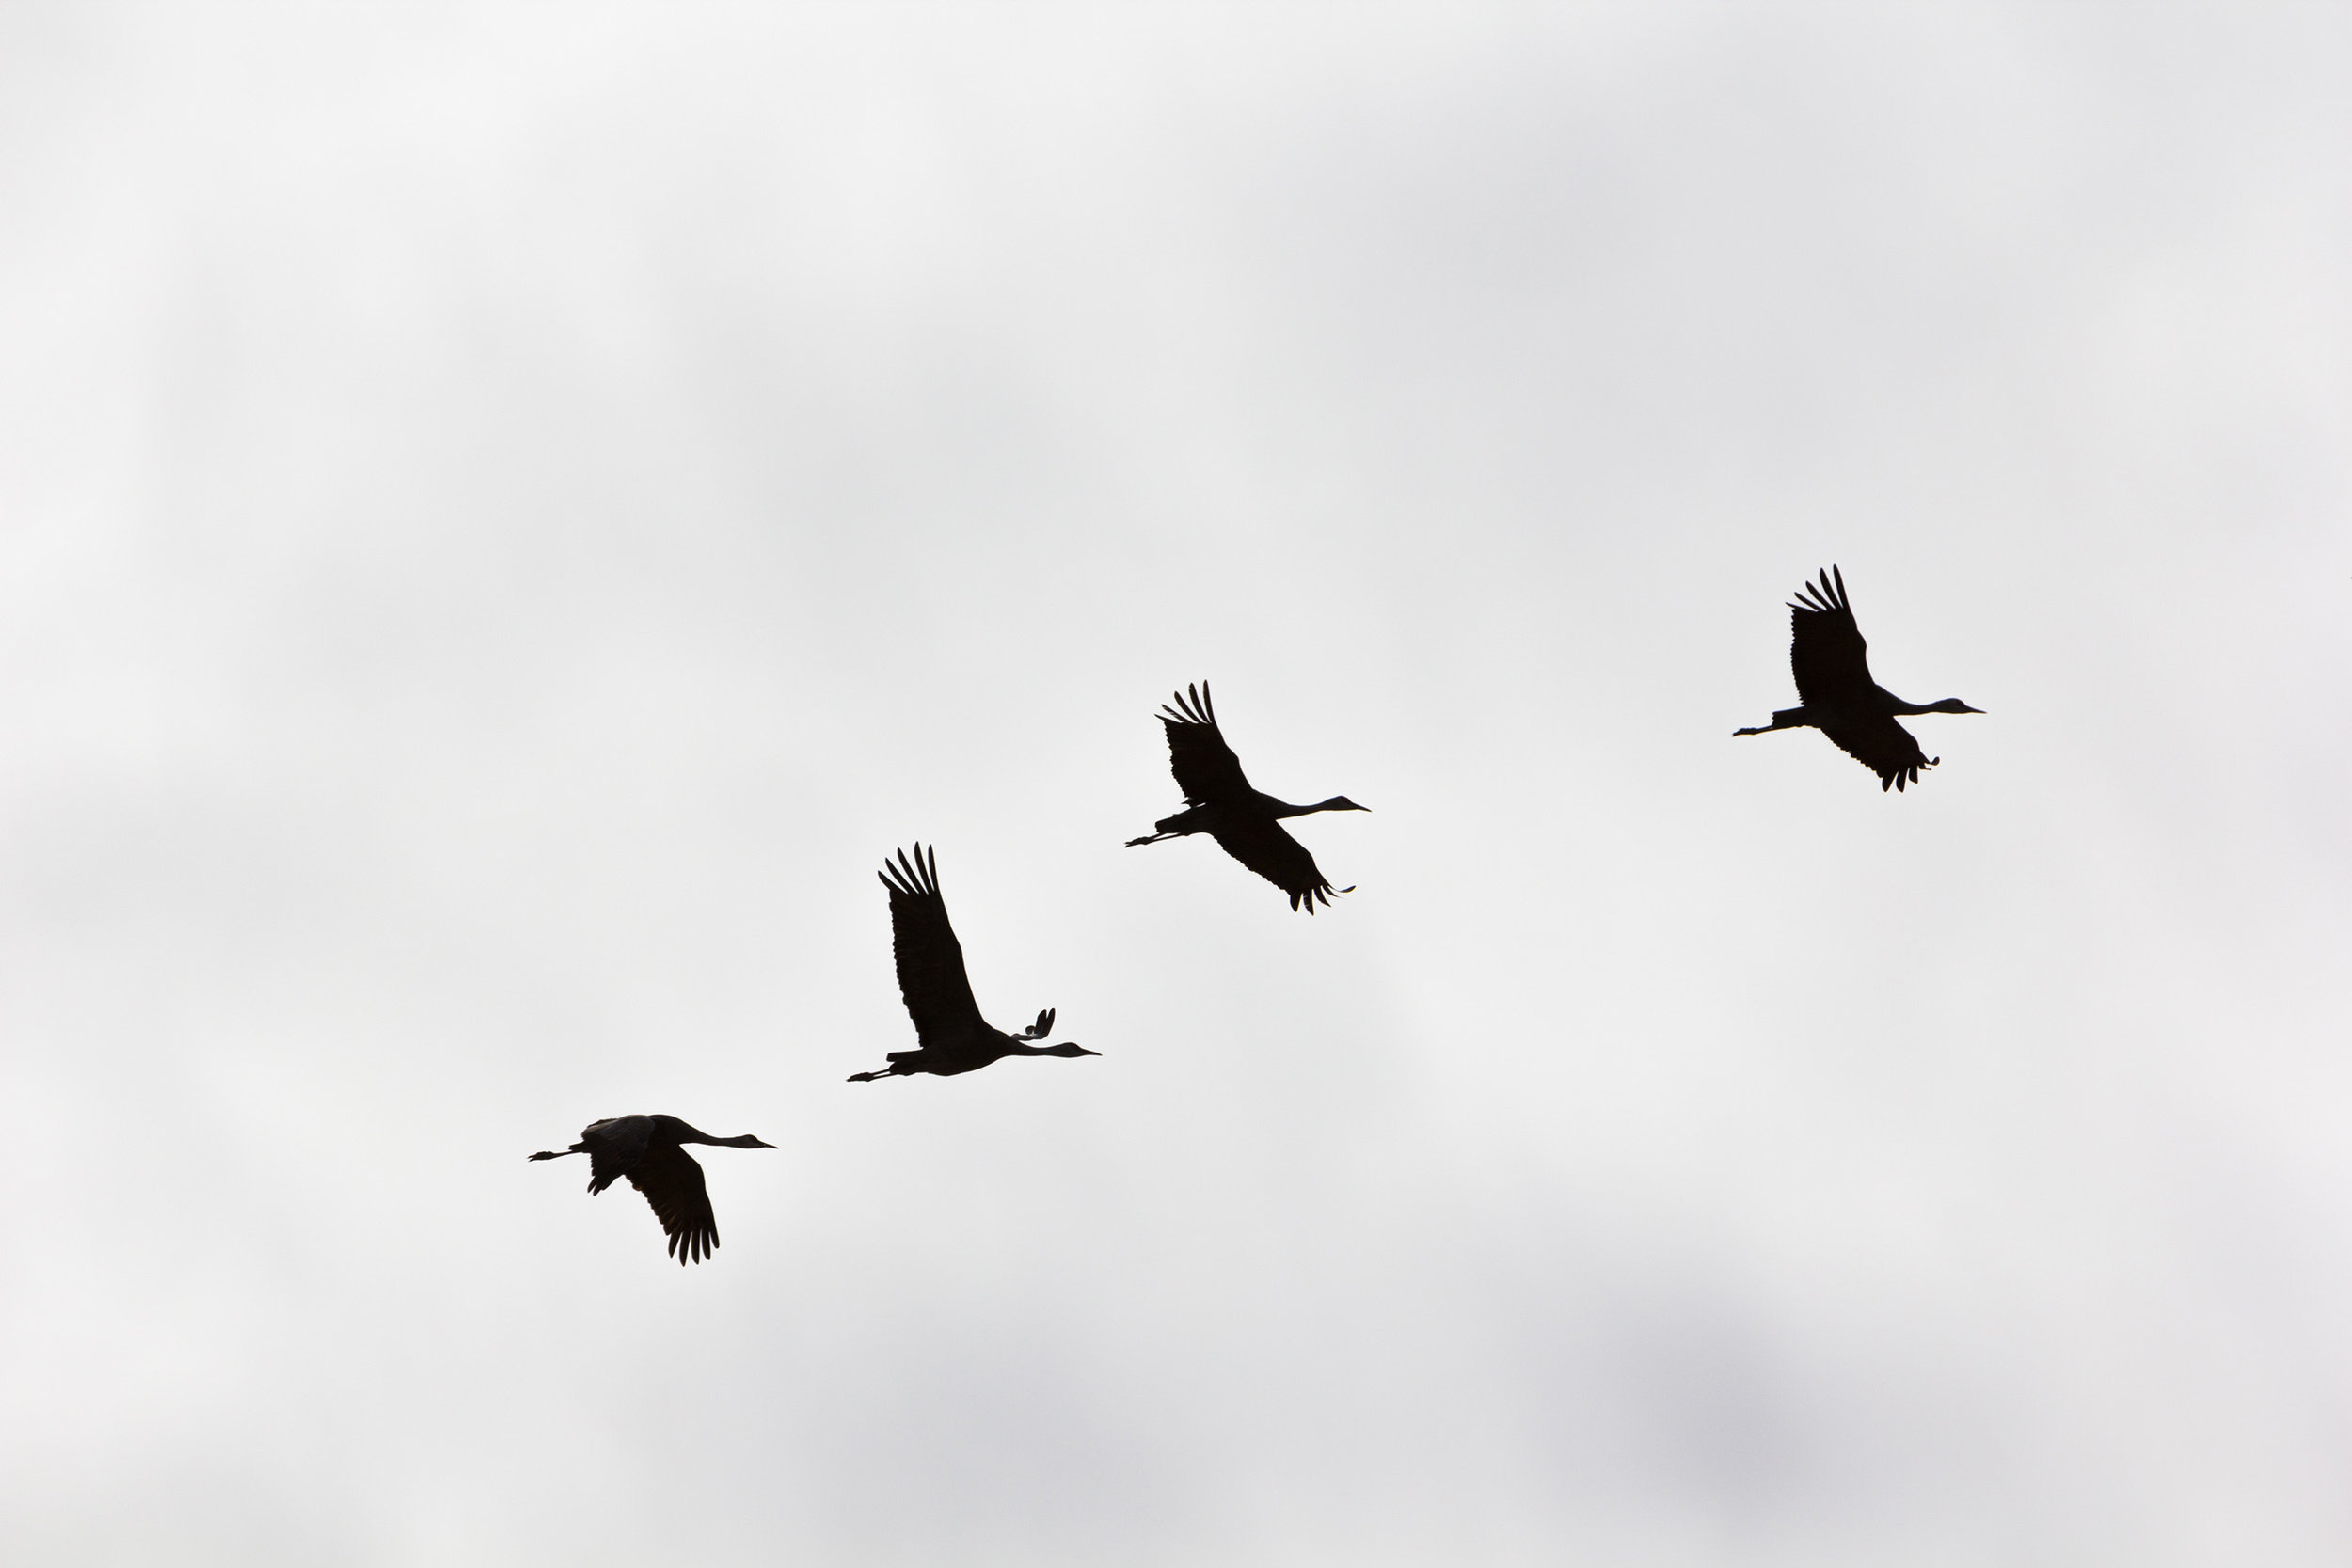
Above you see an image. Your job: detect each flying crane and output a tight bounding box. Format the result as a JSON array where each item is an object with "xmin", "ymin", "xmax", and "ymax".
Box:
[{"xmin": 1735, "ymin": 566, "xmax": 1983, "ymax": 791}]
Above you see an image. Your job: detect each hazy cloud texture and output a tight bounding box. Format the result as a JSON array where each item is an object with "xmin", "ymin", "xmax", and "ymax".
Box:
[{"xmin": 2, "ymin": 6, "xmax": 2348, "ymax": 1564}]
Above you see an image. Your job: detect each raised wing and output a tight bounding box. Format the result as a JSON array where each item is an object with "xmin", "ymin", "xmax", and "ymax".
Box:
[
  {"xmin": 1817, "ymin": 715, "xmax": 1938, "ymax": 792},
  {"xmin": 626, "ymin": 1143, "xmax": 719, "ymax": 1265},
  {"xmin": 1208, "ymin": 817, "xmax": 1351, "ymax": 913},
  {"xmin": 1788, "ymin": 566, "xmax": 1875, "ymax": 708},
  {"xmin": 1157, "ymin": 683, "xmax": 1253, "ymax": 806},
  {"xmin": 880, "ymin": 845, "xmax": 988, "ymax": 1047}
]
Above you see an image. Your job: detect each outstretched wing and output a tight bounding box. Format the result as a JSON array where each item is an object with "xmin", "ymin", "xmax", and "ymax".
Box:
[
  {"xmin": 1818, "ymin": 715, "xmax": 1938, "ymax": 793},
  {"xmin": 1788, "ymin": 566, "xmax": 1876, "ymax": 707},
  {"xmin": 626, "ymin": 1144, "xmax": 719, "ymax": 1265},
  {"xmin": 1208, "ymin": 817, "xmax": 1351, "ymax": 913},
  {"xmin": 880, "ymin": 845, "xmax": 988, "ymax": 1048},
  {"xmin": 1157, "ymin": 683, "xmax": 1254, "ymax": 806}
]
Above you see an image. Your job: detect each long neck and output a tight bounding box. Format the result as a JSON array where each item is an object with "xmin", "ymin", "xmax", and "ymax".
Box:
[
  {"xmin": 669, "ymin": 1123, "xmax": 761, "ymax": 1148},
  {"xmin": 1885, "ymin": 694, "xmax": 1968, "ymax": 717},
  {"xmin": 1268, "ymin": 795, "xmax": 1345, "ymax": 819}
]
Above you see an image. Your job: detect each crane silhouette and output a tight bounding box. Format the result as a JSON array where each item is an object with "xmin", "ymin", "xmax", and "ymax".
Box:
[
  {"xmin": 1125, "ymin": 682, "xmax": 1368, "ymax": 912},
  {"xmin": 848, "ymin": 844, "xmax": 1098, "ymax": 1082},
  {"xmin": 528, "ymin": 1114, "xmax": 774, "ymax": 1265},
  {"xmin": 1735, "ymin": 566, "xmax": 1983, "ymax": 791}
]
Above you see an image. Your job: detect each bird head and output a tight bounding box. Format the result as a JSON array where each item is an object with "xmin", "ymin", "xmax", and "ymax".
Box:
[
  {"xmin": 1321, "ymin": 796, "xmax": 1371, "ymax": 812},
  {"xmin": 1042, "ymin": 1043, "xmax": 1100, "ymax": 1058},
  {"xmin": 1929, "ymin": 699, "xmax": 1984, "ymax": 715}
]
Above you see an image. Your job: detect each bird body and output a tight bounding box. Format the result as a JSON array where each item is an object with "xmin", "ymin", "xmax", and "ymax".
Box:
[
  {"xmin": 1126, "ymin": 683, "xmax": 1367, "ymax": 911},
  {"xmin": 849, "ymin": 844, "xmax": 1097, "ymax": 1082},
  {"xmin": 1146, "ymin": 789, "xmax": 1361, "ymax": 837},
  {"xmin": 528, "ymin": 1113, "xmax": 773, "ymax": 1265},
  {"xmin": 1735, "ymin": 567, "xmax": 1981, "ymax": 791}
]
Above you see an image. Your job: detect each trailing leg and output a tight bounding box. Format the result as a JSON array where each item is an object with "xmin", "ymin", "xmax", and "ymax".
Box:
[{"xmin": 1733, "ymin": 706, "xmax": 1811, "ymax": 737}]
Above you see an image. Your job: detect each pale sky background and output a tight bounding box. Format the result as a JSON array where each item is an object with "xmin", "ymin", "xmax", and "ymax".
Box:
[{"xmin": 3, "ymin": 5, "xmax": 2349, "ymax": 1565}]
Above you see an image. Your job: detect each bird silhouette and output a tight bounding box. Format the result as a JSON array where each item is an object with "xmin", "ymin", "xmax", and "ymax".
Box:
[
  {"xmin": 1735, "ymin": 566, "xmax": 1983, "ymax": 791},
  {"xmin": 1125, "ymin": 682, "xmax": 1368, "ymax": 911},
  {"xmin": 848, "ymin": 844, "xmax": 1098, "ymax": 1082},
  {"xmin": 528, "ymin": 1114, "xmax": 773, "ymax": 1265}
]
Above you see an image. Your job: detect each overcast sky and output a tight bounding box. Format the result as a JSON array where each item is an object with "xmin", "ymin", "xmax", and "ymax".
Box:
[{"xmin": 3, "ymin": 5, "xmax": 2349, "ymax": 1564}]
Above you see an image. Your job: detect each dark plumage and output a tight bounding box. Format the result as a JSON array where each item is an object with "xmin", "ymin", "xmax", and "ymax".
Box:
[
  {"xmin": 848, "ymin": 845, "xmax": 1098, "ymax": 1082},
  {"xmin": 528, "ymin": 1114, "xmax": 774, "ymax": 1265},
  {"xmin": 1124, "ymin": 682, "xmax": 1368, "ymax": 911},
  {"xmin": 1734, "ymin": 566, "xmax": 1983, "ymax": 791}
]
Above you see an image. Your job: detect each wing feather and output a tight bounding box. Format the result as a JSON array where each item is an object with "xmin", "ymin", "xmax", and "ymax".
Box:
[
  {"xmin": 626, "ymin": 1145, "xmax": 719, "ymax": 1265},
  {"xmin": 880, "ymin": 845, "xmax": 987, "ymax": 1047},
  {"xmin": 1158, "ymin": 683, "xmax": 1253, "ymax": 806},
  {"xmin": 1817, "ymin": 715, "xmax": 1938, "ymax": 792},
  {"xmin": 1788, "ymin": 566, "xmax": 1876, "ymax": 708},
  {"xmin": 1208, "ymin": 817, "xmax": 1350, "ymax": 913},
  {"xmin": 580, "ymin": 1117, "xmax": 648, "ymax": 1196}
]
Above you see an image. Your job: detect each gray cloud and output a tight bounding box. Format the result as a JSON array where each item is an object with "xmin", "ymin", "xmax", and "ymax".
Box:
[{"xmin": 2, "ymin": 5, "xmax": 2347, "ymax": 1563}]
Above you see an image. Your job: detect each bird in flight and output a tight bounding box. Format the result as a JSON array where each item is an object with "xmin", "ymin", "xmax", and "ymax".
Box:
[
  {"xmin": 1125, "ymin": 682, "xmax": 1368, "ymax": 912},
  {"xmin": 528, "ymin": 1114, "xmax": 774, "ymax": 1265},
  {"xmin": 1735, "ymin": 565, "xmax": 1983, "ymax": 791},
  {"xmin": 848, "ymin": 844, "xmax": 1098, "ymax": 1082}
]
